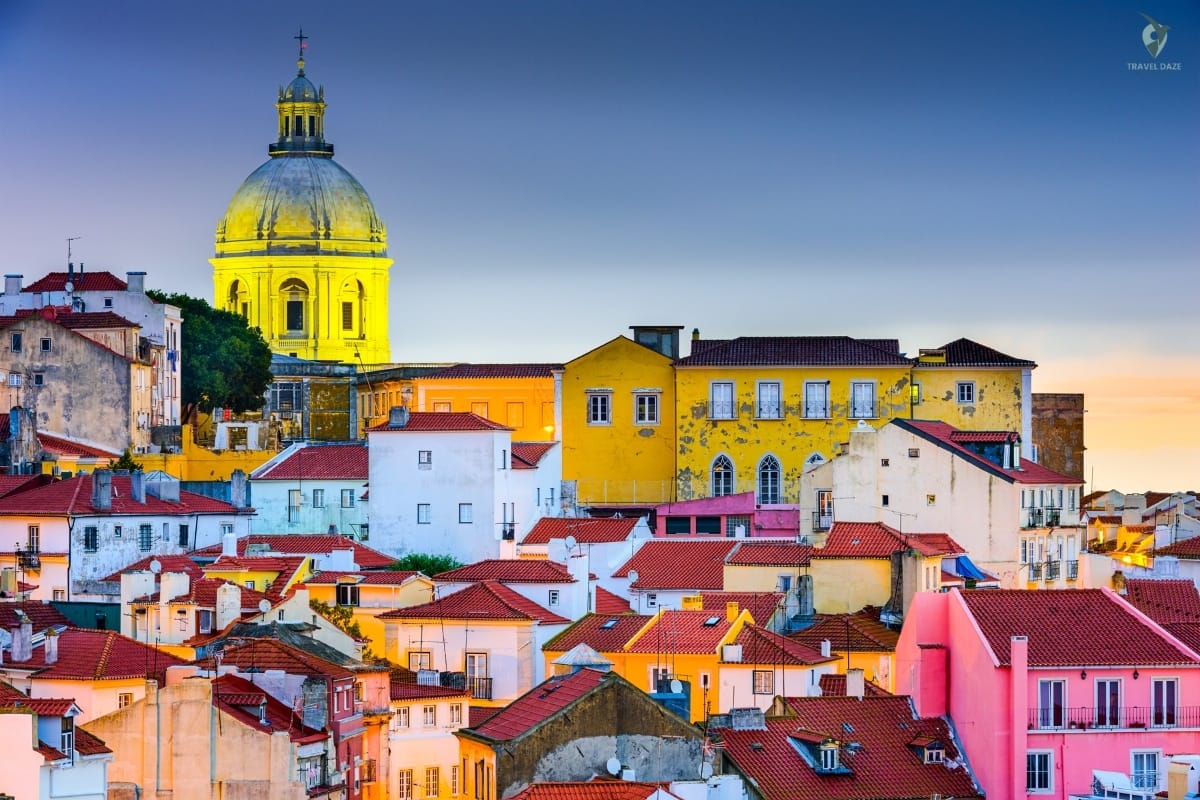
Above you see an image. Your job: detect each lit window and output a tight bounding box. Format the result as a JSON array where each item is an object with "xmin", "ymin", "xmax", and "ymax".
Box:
[{"xmin": 752, "ymin": 670, "xmax": 774, "ymax": 694}]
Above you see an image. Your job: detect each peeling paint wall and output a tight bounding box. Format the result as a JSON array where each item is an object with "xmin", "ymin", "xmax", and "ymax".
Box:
[
  {"xmin": 911, "ymin": 367, "xmax": 1026, "ymax": 440},
  {"xmin": 1031, "ymin": 393, "xmax": 1085, "ymax": 479}
]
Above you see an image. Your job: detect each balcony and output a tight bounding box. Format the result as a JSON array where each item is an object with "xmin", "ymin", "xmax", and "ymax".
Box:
[
  {"xmin": 1067, "ymin": 560, "xmax": 1079, "ymax": 580},
  {"xmin": 1025, "ymin": 508, "xmax": 1063, "ymax": 528},
  {"xmin": 1028, "ymin": 562, "xmax": 1043, "ymax": 581},
  {"xmin": 16, "ymin": 548, "xmax": 40, "ymax": 571},
  {"xmin": 499, "ymin": 523, "xmax": 515, "ymax": 541},
  {"xmin": 467, "ymin": 676, "xmax": 493, "ymax": 700},
  {"xmin": 1045, "ymin": 560, "xmax": 1061, "ymax": 581},
  {"xmin": 812, "ymin": 512, "xmax": 833, "ymax": 533},
  {"xmin": 1029, "ymin": 705, "xmax": 1200, "ymax": 730}
]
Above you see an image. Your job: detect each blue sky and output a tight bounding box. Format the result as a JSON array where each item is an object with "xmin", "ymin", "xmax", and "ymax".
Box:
[{"xmin": 2, "ymin": 1, "xmax": 1197, "ymax": 490}]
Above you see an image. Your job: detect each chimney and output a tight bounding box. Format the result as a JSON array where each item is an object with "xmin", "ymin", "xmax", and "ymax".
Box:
[
  {"xmin": 221, "ymin": 530, "xmax": 239, "ymax": 558},
  {"xmin": 130, "ymin": 469, "xmax": 146, "ymax": 503},
  {"xmin": 92, "ymin": 469, "xmax": 113, "ymax": 511},
  {"xmin": 229, "ymin": 469, "xmax": 248, "ymax": 509},
  {"xmin": 43, "ymin": 628, "xmax": 59, "ymax": 664},
  {"xmin": 215, "ymin": 582, "xmax": 242, "ymax": 631},
  {"xmin": 820, "ymin": 639, "xmax": 831, "ymax": 658},
  {"xmin": 11, "ymin": 613, "xmax": 33, "ymax": 662},
  {"xmin": 726, "ymin": 601, "xmax": 740, "ymax": 622},
  {"xmin": 692, "ymin": 327, "xmax": 700, "ymax": 341},
  {"xmin": 159, "ymin": 571, "xmax": 190, "ymax": 604},
  {"xmin": 388, "ymin": 406, "xmax": 409, "ymax": 428},
  {"xmin": 126, "ymin": 271, "xmax": 146, "ymax": 294},
  {"xmin": 3, "ymin": 275, "xmax": 21, "ymax": 296},
  {"xmin": 846, "ymin": 668, "xmax": 865, "ymax": 700}
]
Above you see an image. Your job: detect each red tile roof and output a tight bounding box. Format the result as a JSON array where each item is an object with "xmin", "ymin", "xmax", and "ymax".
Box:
[
  {"xmin": 131, "ymin": 577, "xmax": 269, "ymax": 610},
  {"xmin": 367, "ymin": 412, "xmax": 512, "ymax": 433},
  {"xmin": 1156, "ymin": 538, "xmax": 1200, "ymax": 558},
  {"xmin": 73, "ymin": 726, "xmax": 113, "ymax": 756},
  {"xmin": 0, "ymin": 695, "xmax": 77, "ymax": 716},
  {"xmin": 100, "ymin": 554, "xmax": 206, "ymax": 583},
  {"xmin": 614, "ymin": 540, "xmax": 737, "ymax": 590},
  {"xmin": 543, "ymin": 614, "xmax": 651, "ymax": 654},
  {"xmin": 626, "ymin": 609, "xmax": 738, "ymax": 654},
  {"xmin": 897, "ymin": 419, "xmax": 1080, "ymax": 485},
  {"xmin": 24, "ymin": 271, "xmax": 129, "ymax": 293},
  {"xmin": 699, "ymin": 592, "xmax": 783, "ymax": 627},
  {"xmin": 198, "ymin": 638, "xmax": 356, "ymax": 680},
  {"xmin": 252, "ymin": 443, "xmax": 368, "ymax": 480},
  {"xmin": 922, "ymin": 338, "xmax": 1036, "ymax": 368},
  {"xmin": 815, "ymin": 674, "xmax": 890, "ymax": 697},
  {"xmin": 958, "ymin": 589, "xmax": 1200, "ymax": 666},
  {"xmin": 593, "ymin": 587, "xmax": 632, "ymax": 615},
  {"xmin": 791, "ymin": 614, "xmax": 901, "ymax": 653},
  {"xmin": 202, "ymin": 556, "xmax": 307, "ymax": 599},
  {"xmin": 304, "ymin": 570, "xmax": 423, "ymax": 586},
  {"xmin": 0, "ymin": 475, "xmax": 242, "ymax": 516},
  {"xmin": 816, "ymin": 523, "xmax": 962, "ymax": 559},
  {"xmin": 726, "ymin": 540, "xmax": 812, "ymax": 567},
  {"xmin": 0, "ymin": 474, "xmax": 51, "ymax": 498},
  {"xmin": 466, "ymin": 668, "xmax": 608, "ymax": 740},
  {"xmin": 435, "ymin": 560, "xmax": 575, "ymax": 584},
  {"xmin": 677, "ymin": 337, "xmax": 911, "ymax": 367},
  {"xmin": 733, "ymin": 625, "xmax": 835, "ymax": 666},
  {"xmin": 212, "ymin": 674, "xmax": 327, "ymax": 743},
  {"xmin": 0, "ymin": 602, "xmax": 71, "ymax": 631},
  {"xmin": 716, "ymin": 696, "xmax": 982, "ymax": 800},
  {"xmin": 422, "ymin": 363, "xmax": 561, "ymax": 379},
  {"xmin": 511, "ymin": 442, "xmax": 557, "ymax": 469},
  {"xmin": 1123, "ymin": 579, "xmax": 1200, "ymax": 625},
  {"xmin": 508, "ymin": 782, "xmax": 671, "ymax": 800},
  {"xmin": 378, "ymin": 581, "xmax": 568, "ymax": 624},
  {"xmin": 27, "ymin": 309, "xmax": 138, "ymax": 330},
  {"xmin": 35, "ymin": 433, "xmax": 121, "ymax": 458},
  {"xmin": 522, "ymin": 517, "xmax": 641, "ymax": 545},
  {"xmin": 948, "ymin": 430, "xmax": 1019, "ymax": 443},
  {"xmin": 8, "ymin": 628, "xmax": 187, "ymax": 680},
  {"xmin": 389, "ymin": 671, "xmax": 471, "ymax": 701},
  {"xmin": 191, "ymin": 534, "xmax": 395, "ymax": 569}
]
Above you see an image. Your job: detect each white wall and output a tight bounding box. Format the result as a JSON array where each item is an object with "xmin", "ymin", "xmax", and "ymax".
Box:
[{"xmin": 250, "ymin": 478, "xmax": 369, "ymax": 537}]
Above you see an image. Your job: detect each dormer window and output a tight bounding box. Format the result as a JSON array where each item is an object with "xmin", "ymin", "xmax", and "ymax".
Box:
[
  {"xmin": 819, "ymin": 740, "xmax": 839, "ymax": 771},
  {"xmin": 924, "ymin": 744, "xmax": 945, "ymax": 764}
]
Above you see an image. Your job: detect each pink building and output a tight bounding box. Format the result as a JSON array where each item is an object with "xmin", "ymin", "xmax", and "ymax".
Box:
[
  {"xmin": 653, "ymin": 492, "xmax": 800, "ymax": 538},
  {"xmin": 897, "ymin": 588, "xmax": 1200, "ymax": 799}
]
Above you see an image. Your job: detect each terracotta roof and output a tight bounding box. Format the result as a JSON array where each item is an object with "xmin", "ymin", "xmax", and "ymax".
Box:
[
  {"xmin": 466, "ymin": 668, "xmax": 608, "ymax": 740},
  {"xmin": 522, "ymin": 517, "xmax": 641, "ymax": 545},
  {"xmin": 100, "ymin": 554, "xmax": 205, "ymax": 583},
  {"xmin": 717, "ymin": 696, "xmax": 981, "ymax": 800},
  {"xmin": 815, "ymin": 674, "xmax": 890, "ymax": 697},
  {"xmin": 435, "ymin": 559, "xmax": 575, "ymax": 584},
  {"xmin": 699, "ymin": 592, "xmax": 783, "ymax": 627},
  {"xmin": 212, "ymin": 673, "xmax": 327, "ymax": 743},
  {"xmin": 191, "ymin": 534, "xmax": 395, "ymax": 569},
  {"xmin": 24, "ymin": 309, "xmax": 138, "ymax": 330},
  {"xmin": 791, "ymin": 614, "xmax": 901, "ymax": 653},
  {"xmin": 422, "ymin": 363, "xmax": 561, "ymax": 379},
  {"xmin": 947, "ymin": 430, "xmax": 1019, "ymax": 443},
  {"xmin": 1155, "ymin": 538, "xmax": 1200, "ymax": 559},
  {"xmin": 727, "ymin": 540, "xmax": 812, "ymax": 567},
  {"xmin": 35, "ymin": 433, "xmax": 121, "ymax": 458},
  {"xmin": 508, "ymin": 782, "xmax": 673, "ymax": 800},
  {"xmin": 390, "ymin": 671, "xmax": 471, "ymax": 701},
  {"xmin": 543, "ymin": 613, "xmax": 651, "ymax": 654},
  {"xmin": 0, "ymin": 602, "xmax": 71, "ymax": 631},
  {"xmin": 131, "ymin": 577, "xmax": 269, "ymax": 610},
  {"xmin": 24, "ymin": 271, "xmax": 129, "ymax": 292},
  {"xmin": 470, "ymin": 705, "xmax": 500, "ymax": 728},
  {"xmin": 1123, "ymin": 579, "xmax": 1200, "ymax": 625},
  {"xmin": 896, "ymin": 419, "xmax": 1080, "ymax": 486},
  {"xmin": 252, "ymin": 443, "xmax": 368, "ymax": 480},
  {"xmin": 37, "ymin": 743, "xmax": 71, "ymax": 762},
  {"xmin": 304, "ymin": 570, "xmax": 422, "ymax": 586},
  {"xmin": 6, "ymin": 628, "xmax": 187, "ymax": 680},
  {"xmin": 0, "ymin": 474, "xmax": 242, "ymax": 516},
  {"xmin": 0, "ymin": 474, "xmax": 51, "ymax": 497},
  {"xmin": 73, "ymin": 726, "xmax": 113, "ymax": 756},
  {"xmin": 921, "ymin": 338, "xmax": 1036, "ymax": 368},
  {"xmin": 198, "ymin": 638, "xmax": 356, "ymax": 680},
  {"xmin": 676, "ymin": 337, "xmax": 911, "ymax": 367},
  {"xmin": 378, "ymin": 581, "xmax": 568, "ymax": 624},
  {"xmin": 733, "ymin": 625, "xmax": 835, "ymax": 666},
  {"xmin": 367, "ymin": 412, "xmax": 513, "ymax": 433},
  {"xmin": 1164, "ymin": 623, "xmax": 1200, "ymax": 654},
  {"xmin": 958, "ymin": 589, "xmax": 1200, "ymax": 667},
  {"xmin": 0, "ymin": 696, "xmax": 77, "ymax": 715},
  {"xmin": 626, "ymin": 609, "xmax": 738, "ymax": 654},
  {"xmin": 202, "ymin": 556, "xmax": 308, "ymax": 599},
  {"xmin": 613, "ymin": 540, "xmax": 737, "ymax": 590},
  {"xmin": 593, "ymin": 587, "xmax": 632, "ymax": 615},
  {"xmin": 815, "ymin": 523, "xmax": 962, "ymax": 559},
  {"xmin": 511, "ymin": 442, "xmax": 557, "ymax": 469}
]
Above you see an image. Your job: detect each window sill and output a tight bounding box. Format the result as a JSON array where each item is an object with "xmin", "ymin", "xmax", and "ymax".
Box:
[{"xmin": 755, "ymin": 415, "xmax": 783, "ymax": 421}]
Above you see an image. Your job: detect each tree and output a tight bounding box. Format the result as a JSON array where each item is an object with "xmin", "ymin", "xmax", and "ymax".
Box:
[
  {"xmin": 389, "ymin": 553, "xmax": 463, "ymax": 576},
  {"xmin": 148, "ymin": 291, "xmax": 274, "ymax": 422},
  {"xmin": 108, "ymin": 448, "xmax": 141, "ymax": 471}
]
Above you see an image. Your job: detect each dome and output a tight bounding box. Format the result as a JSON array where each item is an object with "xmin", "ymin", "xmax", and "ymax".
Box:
[
  {"xmin": 215, "ymin": 156, "xmax": 386, "ymax": 250},
  {"xmin": 283, "ymin": 73, "xmax": 319, "ymax": 102}
]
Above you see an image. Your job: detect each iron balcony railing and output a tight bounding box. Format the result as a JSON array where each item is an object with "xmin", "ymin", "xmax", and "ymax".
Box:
[
  {"xmin": 1028, "ymin": 562, "xmax": 1044, "ymax": 580},
  {"xmin": 1029, "ymin": 705, "xmax": 1200, "ymax": 730},
  {"xmin": 1046, "ymin": 560, "xmax": 1061, "ymax": 581},
  {"xmin": 467, "ymin": 676, "xmax": 493, "ymax": 700},
  {"xmin": 812, "ymin": 512, "xmax": 833, "ymax": 533},
  {"xmin": 16, "ymin": 548, "xmax": 40, "ymax": 570},
  {"xmin": 1025, "ymin": 508, "xmax": 1063, "ymax": 528},
  {"xmin": 1067, "ymin": 560, "xmax": 1079, "ymax": 580}
]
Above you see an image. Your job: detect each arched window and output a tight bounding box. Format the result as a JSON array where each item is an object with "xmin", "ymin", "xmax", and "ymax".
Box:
[
  {"xmin": 711, "ymin": 455, "xmax": 735, "ymax": 497},
  {"xmin": 757, "ymin": 455, "xmax": 781, "ymax": 505},
  {"xmin": 227, "ymin": 280, "xmax": 249, "ymax": 319},
  {"xmin": 280, "ymin": 278, "xmax": 309, "ymax": 335}
]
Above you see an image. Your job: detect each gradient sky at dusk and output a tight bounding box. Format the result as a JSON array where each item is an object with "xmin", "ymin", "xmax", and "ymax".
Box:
[{"xmin": 2, "ymin": 1, "xmax": 1198, "ymax": 491}]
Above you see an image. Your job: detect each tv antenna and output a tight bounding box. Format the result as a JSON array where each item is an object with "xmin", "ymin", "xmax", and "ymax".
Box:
[{"xmin": 66, "ymin": 236, "xmax": 81, "ymax": 263}]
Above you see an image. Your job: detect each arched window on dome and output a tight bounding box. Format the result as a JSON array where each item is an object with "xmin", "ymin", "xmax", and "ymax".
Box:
[
  {"xmin": 711, "ymin": 455, "xmax": 735, "ymax": 498},
  {"xmin": 280, "ymin": 278, "xmax": 309, "ymax": 337},
  {"xmin": 339, "ymin": 279, "xmax": 365, "ymax": 339},
  {"xmin": 757, "ymin": 454, "xmax": 782, "ymax": 505},
  {"xmin": 227, "ymin": 280, "xmax": 250, "ymax": 320}
]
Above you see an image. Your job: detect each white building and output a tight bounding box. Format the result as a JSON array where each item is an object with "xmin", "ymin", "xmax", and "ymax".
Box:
[
  {"xmin": 433, "ymin": 557, "xmax": 591, "ymax": 622},
  {"xmin": 367, "ymin": 410, "xmax": 560, "ymax": 562},
  {"xmin": 250, "ymin": 441, "xmax": 369, "ymax": 538}
]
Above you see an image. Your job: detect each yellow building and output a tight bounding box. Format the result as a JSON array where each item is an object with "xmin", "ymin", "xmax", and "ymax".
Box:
[
  {"xmin": 791, "ymin": 612, "xmax": 900, "ymax": 693},
  {"xmin": 562, "ymin": 331, "xmax": 678, "ymax": 506},
  {"xmin": 212, "ymin": 37, "xmax": 392, "ymax": 364},
  {"xmin": 909, "ymin": 338, "xmax": 1033, "ymax": 439},
  {"xmin": 412, "ymin": 363, "xmax": 560, "ymax": 441},
  {"xmin": 303, "ymin": 570, "xmax": 435, "ymax": 652}
]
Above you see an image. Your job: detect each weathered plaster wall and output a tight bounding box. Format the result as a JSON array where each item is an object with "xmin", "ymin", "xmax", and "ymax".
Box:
[{"xmin": 1032, "ymin": 392, "xmax": 1085, "ymax": 479}]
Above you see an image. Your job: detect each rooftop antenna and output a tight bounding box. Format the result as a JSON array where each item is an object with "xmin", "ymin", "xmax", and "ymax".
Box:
[{"xmin": 66, "ymin": 237, "xmax": 81, "ymax": 290}]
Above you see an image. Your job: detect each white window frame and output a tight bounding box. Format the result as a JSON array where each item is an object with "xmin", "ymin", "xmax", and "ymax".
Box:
[
  {"xmin": 711, "ymin": 454, "xmax": 735, "ymax": 497},
  {"xmin": 395, "ymin": 706, "xmax": 410, "ymax": 729},
  {"xmin": 449, "ymin": 703, "xmax": 463, "ymax": 725},
  {"xmin": 548, "ymin": 589, "xmax": 561, "ymax": 607},
  {"xmin": 803, "ymin": 381, "xmax": 829, "ymax": 419},
  {"xmin": 408, "ymin": 651, "xmax": 431, "ymax": 671},
  {"xmin": 311, "ymin": 488, "xmax": 325, "ymax": 508},
  {"xmin": 458, "ymin": 503, "xmax": 473, "ymax": 524},
  {"xmin": 1132, "ymin": 750, "xmax": 1162, "ymax": 791},
  {"xmin": 757, "ymin": 454, "xmax": 781, "ymax": 505},
  {"xmin": 1026, "ymin": 750, "xmax": 1053, "ymax": 794},
  {"xmin": 634, "ymin": 392, "xmax": 660, "ymax": 425},
  {"xmin": 426, "ymin": 767, "xmax": 440, "ymax": 798},
  {"xmin": 1037, "ymin": 679, "xmax": 1065, "ymax": 728},
  {"xmin": 398, "ymin": 769, "xmax": 413, "ymax": 800},
  {"xmin": 756, "ymin": 381, "xmax": 782, "ymax": 419},
  {"xmin": 1152, "ymin": 677, "xmax": 1178, "ymax": 727},
  {"xmin": 418, "ymin": 449, "xmax": 433, "ymax": 467},
  {"xmin": 341, "ymin": 488, "xmax": 356, "ymax": 508},
  {"xmin": 423, "ymin": 704, "xmax": 437, "ymax": 727},
  {"xmin": 645, "ymin": 593, "xmax": 658, "ymax": 608},
  {"xmin": 849, "ymin": 381, "xmax": 876, "ymax": 419},
  {"xmin": 709, "ymin": 381, "xmax": 735, "ymax": 420},
  {"xmin": 417, "ymin": 503, "xmax": 431, "ymax": 524},
  {"xmin": 335, "ymin": 583, "xmax": 360, "ymax": 607},
  {"xmin": 956, "ymin": 381, "xmax": 976, "ymax": 404},
  {"xmin": 586, "ymin": 392, "xmax": 612, "ymax": 425}
]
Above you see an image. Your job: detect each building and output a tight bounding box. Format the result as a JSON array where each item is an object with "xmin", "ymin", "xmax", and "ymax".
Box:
[
  {"xmin": 386, "ymin": 672, "xmax": 472, "ymax": 800},
  {"xmin": 406, "ymin": 363, "xmax": 563, "ymax": 442},
  {"xmin": 432, "ymin": 559, "xmax": 588, "ymax": 622},
  {"xmin": 791, "ymin": 611, "xmax": 902, "ymax": 693},
  {"xmin": 264, "ymin": 354, "xmax": 360, "ymax": 444},
  {"xmin": 610, "ymin": 539, "xmax": 738, "ymax": 612},
  {"xmin": 212, "ymin": 38, "xmax": 392, "ymax": 365},
  {"xmin": 1032, "ymin": 392, "xmax": 1086, "ymax": 479},
  {"xmin": 654, "ymin": 493, "xmax": 801, "ymax": 538},
  {"xmin": 250, "ymin": 441, "xmax": 369, "ymax": 537},
  {"xmin": 303, "ymin": 570, "xmax": 434, "ymax": 652}
]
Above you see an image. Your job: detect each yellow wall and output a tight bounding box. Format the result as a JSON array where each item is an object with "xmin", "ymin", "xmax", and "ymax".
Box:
[
  {"xmin": 809, "ymin": 559, "xmax": 894, "ymax": 615},
  {"xmin": 203, "ymin": 558, "xmax": 312, "ymax": 596},
  {"xmin": 113, "ymin": 425, "xmax": 274, "ymax": 481},
  {"xmin": 456, "ymin": 734, "xmax": 497, "ymax": 800},
  {"xmin": 562, "ymin": 337, "xmax": 676, "ymax": 505},
  {"xmin": 911, "ymin": 364, "xmax": 1026, "ymax": 433},
  {"xmin": 414, "ymin": 376, "xmax": 557, "ymax": 441},
  {"xmin": 306, "ymin": 579, "xmax": 434, "ymax": 652},
  {"xmin": 824, "ymin": 650, "xmax": 897, "ymax": 693},
  {"xmin": 722, "ymin": 564, "xmax": 805, "ymax": 593}
]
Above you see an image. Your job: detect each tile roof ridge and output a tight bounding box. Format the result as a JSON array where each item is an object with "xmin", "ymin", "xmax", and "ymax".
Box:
[{"xmin": 92, "ymin": 631, "xmax": 117, "ymax": 680}]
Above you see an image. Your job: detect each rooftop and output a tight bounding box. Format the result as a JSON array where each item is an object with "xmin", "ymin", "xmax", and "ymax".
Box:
[
  {"xmin": 733, "ymin": 625, "xmax": 835, "ymax": 667},
  {"xmin": 191, "ymin": 534, "xmax": 395, "ymax": 569},
  {"xmin": 1123, "ymin": 579, "xmax": 1200, "ymax": 625},
  {"xmin": 378, "ymin": 581, "xmax": 568, "ymax": 624},
  {"xmin": 896, "ymin": 419, "xmax": 1081, "ymax": 486},
  {"xmin": 420, "ymin": 363, "xmax": 562, "ymax": 379},
  {"xmin": 522, "ymin": 517, "xmax": 642, "ymax": 545},
  {"xmin": 252, "ymin": 442, "xmax": 368, "ymax": 480},
  {"xmin": 197, "ymin": 637, "xmax": 357, "ymax": 680},
  {"xmin": 613, "ymin": 540, "xmax": 737, "ymax": 590},
  {"xmin": 815, "ymin": 523, "xmax": 964, "ymax": 559},
  {"xmin": 434, "ymin": 559, "xmax": 576, "ymax": 584},
  {"xmin": 543, "ymin": 614, "xmax": 652, "ymax": 654},
  {"xmin": 465, "ymin": 668, "xmax": 609, "ymax": 741},
  {"xmin": 791, "ymin": 613, "xmax": 901, "ymax": 653},
  {"xmin": 626, "ymin": 609, "xmax": 740, "ymax": 655},
  {"xmin": 726, "ymin": 540, "xmax": 812, "ymax": 567},
  {"xmin": 676, "ymin": 336, "xmax": 911, "ymax": 367},
  {"xmin": 367, "ymin": 411, "xmax": 512, "ymax": 433},
  {"xmin": 3, "ymin": 628, "xmax": 187, "ymax": 681},
  {"xmin": 212, "ymin": 673, "xmax": 327, "ymax": 744},
  {"xmin": 0, "ymin": 474, "xmax": 242, "ymax": 517}
]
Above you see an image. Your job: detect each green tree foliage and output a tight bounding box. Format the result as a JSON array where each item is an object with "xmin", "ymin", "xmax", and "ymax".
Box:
[
  {"xmin": 108, "ymin": 448, "xmax": 141, "ymax": 471},
  {"xmin": 389, "ymin": 553, "xmax": 463, "ymax": 576},
  {"xmin": 148, "ymin": 291, "xmax": 273, "ymax": 421},
  {"xmin": 309, "ymin": 598, "xmax": 382, "ymax": 663}
]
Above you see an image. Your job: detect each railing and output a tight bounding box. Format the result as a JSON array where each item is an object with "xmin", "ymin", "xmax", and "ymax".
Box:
[
  {"xmin": 1046, "ymin": 560, "xmax": 1061, "ymax": 581},
  {"xmin": 499, "ymin": 523, "xmax": 515, "ymax": 541},
  {"xmin": 1025, "ymin": 508, "xmax": 1063, "ymax": 528},
  {"xmin": 847, "ymin": 402, "xmax": 880, "ymax": 420},
  {"xmin": 467, "ymin": 676, "xmax": 493, "ymax": 700},
  {"xmin": 1046, "ymin": 508, "xmax": 1062, "ymax": 526},
  {"xmin": 1028, "ymin": 562, "xmax": 1043, "ymax": 580},
  {"xmin": 1067, "ymin": 560, "xmax": 1079, "ymax": 580},
  {"xmin": 1026, "ymin": 509, "xmax": 1044, "ymax": 528},
  {"xmin": 802, "ymin": 405, "xmax": 830, "ymax": 420},
  {"xmin": 1029, "ymin": 705, "xmax": 1200, "ymax": 730},
  {"xmin": 16, "ymin": 548, "xmax": 40, "ymax": 570},
  {"xmin": 812, "ymin": 512, "xmax": 833, "ymax": 533}
]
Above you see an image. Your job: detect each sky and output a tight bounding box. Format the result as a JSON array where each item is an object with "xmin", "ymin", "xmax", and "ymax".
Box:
[{"xmin": 2, "ymin": 1, "xmax": 1198, "ymax": 492}]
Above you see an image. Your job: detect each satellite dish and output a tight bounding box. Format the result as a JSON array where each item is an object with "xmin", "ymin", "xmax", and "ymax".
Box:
[
  {"xmin": 64, "ymin": 281, "xmax": 74, "ymax": 294},
  {"xmin": 700, "ymin": 763, "xmax": 714, "ymax": 780},
  {"xmin": 564, "ymin": 534, "xmax": 578, "ymax": 550},
  {"xmin": 258, "ymin": 599, "xmax": 272, "ymax": 613},
  {"xmin": 670, "ymin": 679, "xmax": 683, "ymax": 694},
  {"xmin": 149, "ymin": 560, "xmax": 162, "ymax": 574},
  {"xmin": 605, "ymin": 757, "xmax": 621, "ymax": 776},
  {"xmin": 628, "ymin": 570, "xmax": 639, "ymax": 583}
]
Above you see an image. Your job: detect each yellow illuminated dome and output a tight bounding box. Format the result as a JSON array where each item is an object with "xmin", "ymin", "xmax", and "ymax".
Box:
[{"xmin": 211, "ymin": 37, "xmax": 392, "ymax": 365}]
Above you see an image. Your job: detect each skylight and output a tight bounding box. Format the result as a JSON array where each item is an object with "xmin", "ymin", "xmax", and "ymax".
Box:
[
  {"xmin": 601, "ymin": 618, "xmax": 619, "ymax": 629},
  {"xmin": 703, "ymin": 616, "xmax": 721, "ymax": 626}
]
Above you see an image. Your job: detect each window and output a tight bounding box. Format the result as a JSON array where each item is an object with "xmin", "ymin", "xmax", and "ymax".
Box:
[
  {"xmin": 432, "ymin": 401, "xmax": 451, "ymax": 413},
  {"xmin": 459, "ymin": 503, "xmax": 473, "ymax": 524},
  {"xmin": 52, "ymin": 589, "xmax": 66, "ymax": 601},
  {"xmin": 40, "ymin": 337, "xmax": 52, "ymax": 353},
  {"xmin": 33, "ymin": 372, "xmax": 44, "ymax": 386},
  {"xmin": 178, "ymin": 524, "xmax": 189, "ymax": 547},
  {"xmin": 1096, "ymin": 679, "xmax": 1121, "ymax": 727},
  {"xmin": 423, "ymin": 705, "xmax": 437, "ymax": 727},
  {"xmin": 752, "ymin": 670, "xmax": 774, "ymax": 694},
  {"xmin": 470, "ymin": 401, "xmax": 489, "ymax": 418},
  {"xmin": 198, "ymin": 609, "xmax": 214, "ymax": 633},
  {"xmin": 104, "ymin": 297, "xmax": 113, "ymax": 308},
  {"xmin": 756, "ymin": 381, "xmax": 782, "ymax": 419},
  {"xmin": 418, "ymin": 450, "xmax": 432, "ymax": 467},
  {"xmin": 311, "ymin": 489, "xmax": 325, "ymax": 508},
  {"xmin": 118, "ymin": 692, "xmax": 134, "ymax": 709},
  {"xmin": 342, "ymin": 301, "xmax": 353, "ymax": 331},
  {"xmin": 956, "ymin": 381, "xmax": 976, "ymax": 404},
  {"xmin": 398, "ymin": 769, "xmax": 413, "ymax": 800},
  {"xmin": 1132, "ymin": 751, "xmax": 1160, "ymax": 790},
  {"xmin": 83, "ymin": 526, "xmax": 99, "ymax": 552},
  {"xmin": 408, "ymin": 651, "xmax": 431, "ymax": 671},
  {"xmin": 286, "ymin": 299, "xmax": 304, "ymax": 331},
  {"xmin": 709, "ymin": 382, "xmax": 735, "ymax": 419},
  {"xmin": 757, "ymin": 455, "xmax": 781, "ymax": 505},
  {"xmin": 587, "ymin": 392, "xmax": 611, "ymax": 425},
  {"xmin": 695, "ymin": 516, "xmax": 721, "ymax": 535},
  {"xmin": 466, "ymin": 653, "xmax": 489, "ymax": 699},
  {"xmin": 139, "ymin": 524, "xmax": 153, "ymax": 551},
  {"xmin": 548, "ymin": 589, "xmax": 561, "ymax": 606},
  {"xmin": 819, "ymin": 743, "xmax": 838, "ymax": 771},
  {"xmin": 220, "ymin": 522, "xmax": 233, "ymax": 537},
  {"xmin": 506, "ymin": 402, "xmax": 524, "ymax": 428},
  {"xmin": 8, "ymin": 373, "xmax": 20, "ymax": 387},
  {"xmin": 1021, "ymin": 539, "xmax": 1029, "ymax": 564},
  {"xmin": 646, "ymin": 593, "xmax": 658, "ymax": 608},
  {"xmin": 664, "ymin": 516, "xmax": 691, "ymax": 535},
  {"xmin": 162, "ymin": 522, "xmax": 170, "ymax": 541},
  {"xmin": 341, "ymin": 488, "xmax": 356, "ymax": 508},
  {"xmin": 60, "ymin": 717, "xmax": 74, "ymax": 762},
  {"xmin": 803, "ymin": 381, "xmax": 829, "ymax": 419},
  {"xmin": 711, "ymin": 455, "xmax": 734, "ymax": 497},
  {"xmin": 850, "ymin": 381, "xmax": 876, "ymax": 419},
  {"xmin": 910, "ymin": 382, "xmax": 922, "ymax": 405},
  {"xmin": 1068, "ymin": 488, "xmax": 1077, "ymax": 510},
  {"xmin": 1037, "ymin": 679, "xmax": 1065, "ymax": 728},
  {"xmin": 114, "ymin": 525, "xmax": 122, "ymax": 539},
  {"xmin": 394, "ymin": 706, "xmax": 411, "ymax": 729},
  {"xmin": 426, "ymin": 767, "xmax": 440, "ymax": 798},
  {"xmin": 908, "ymin": 448, "xmax": 920, "ymax": 458},
  {"xmin": 1026, "ymin": 751, "xmax": 1052, "ymax": 793},
  {"xmin": 451, "ymin": 765, "xmax": 460, "ymax": 796},
  {"xmin": 881, "ymin": 494, "xmax": 889, "ymax": 506},
  {"xmin": 926, "ymin": 494, "xmax": 937, "ymax": 506},
  {"xmin": 450, "ymin": 703, "xmax": 463, "ymax": 725},
  {"xmin": 336, "ymin": 583, "xmax": 360, "ymax": 607},
  {"xmin": 417, "ymin": 504, "xmax": 431, "ymax": 524},
  {"xmin": 1153, "ymin": 678, "xmax": 1178, "ymax": 726},
  {"xmin": 10, "ymin": 332, "xmax": 21, "ymax": 352},
  {"xmin": 634, "ymin": 393, "xmax": 660, "ymax": 425},
  {"xmin": 816, "ymin": 489, "xmax": 834, "ymax": 530},
  {"xmin": 288, "ymin": 489, "xmax": 302, "ymax": 523}
]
